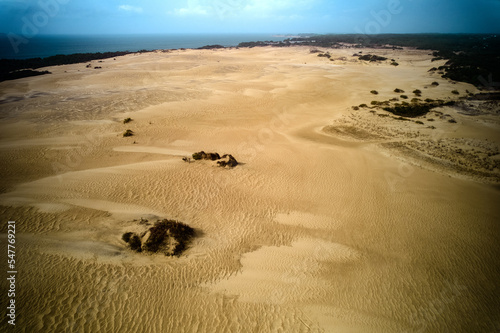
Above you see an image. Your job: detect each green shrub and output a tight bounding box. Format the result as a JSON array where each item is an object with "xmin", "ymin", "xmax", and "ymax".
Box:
[
  {"xmin": 451, "ymin": 90, "xmax": 460, "ymax": 95},
  {"xmin": 431, "ymin": 81, "xmax": 439, "ymax": 86},
  {"xmin": 448, "ymin": 119, "xmax": 457, "ymax": 123},
  {"xmin": 411, "ymin": 98, "xmax": 421, "ymax": 103},
  {"xmin": 400, "ymin": 95, "xmax": 408, "ymax": 99},
  {"xmin": 391, "ymin": 61, "xmax": 399, "ymax": 66},
  {"xmin": 425, "ymin": 98, "xmax": 435, "ymax": 103},
  {"xmin": 371, "ymin": 101, "xmax": 379, "ymax": 105},
  {"xmin": 359, "ymin": 104, "xmax": 368, "ymax": 108},
  {"xmin": 123, "ymin": 117, "xmax": 132, "ymax": 124},
  {"xmin": 394, "ymin": 88, "xmax": 404, "ymax": 93},
  {"xmin": 370, "ymin": 90, "xmax": 379, "ymax": 95},
  {"xmin": 352, "ymin": 106, "xmax": 359, "ymax": 110},
  {"xmin": 415, "ymin": 121, "xmax": 424, "ymax": 124},
  {"xmin": 413, "ymin": 89, "xmax": 422, "ymax": 96},
  {"xmin": 427, "ymin": 118, "xmax": 435, "ymax": 121}
]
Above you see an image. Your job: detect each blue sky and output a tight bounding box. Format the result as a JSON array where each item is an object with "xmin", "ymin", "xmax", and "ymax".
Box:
[{"xmin": 1, "ymin": 0, "xmax": 499, "ymax": 35}]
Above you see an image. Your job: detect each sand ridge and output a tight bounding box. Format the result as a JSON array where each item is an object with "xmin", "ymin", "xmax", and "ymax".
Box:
[{"xmin": 0, "ymin": 46, "xmax": 499, "ymax": 332}]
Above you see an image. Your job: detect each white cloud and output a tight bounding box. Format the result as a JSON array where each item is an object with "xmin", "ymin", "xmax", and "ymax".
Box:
[
  {"xmin": 168, "ymin": 0, "xmax": 314, "ymax": 19},
  {"xmin": 170, "ymin": 5, "xmax": 209, "ymax": 16},
  {"xmin": 119, "ymin": 5, "xmax": 143, "ymax": 13}
]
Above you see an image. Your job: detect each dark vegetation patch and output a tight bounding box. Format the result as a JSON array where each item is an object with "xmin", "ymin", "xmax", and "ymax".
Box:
[
  {"xmin": 123, "ymin": 118, "xmax": 132, "ymax": 124},
  {"xmin": 357, "ymin": 54, "xmax": 388, "ymax": 62},
  {"xmin": 122, "ymin": 219, "xmax": 196, "ymax": 256},
  {"xmin": 370, "ymin": 90, "xmax": 379, "ymax": 95},
  {"xmin": 236, "ymin": 34, "xmax": 499, "ymax": 89},
  {"xmin": 382, "ymin": 100, "xmax": 455, "ymax": 118},
  {"xmin": 0, "ymin": 51, "xmax": 133, "ymax": 82},
  {"xmin": 1, "ymin": 69, "xmax": 51, "ymax": 81},
  {"xmin": 317, "ymin": 53, "xmax": 331, "ymax": 58},
  {"xmin": 191, "ymin": 151, "xmax": 238, "ymax": 168},
  {"xmin": 394, "ymin": 88, "xmax": 404, "ymax": 93},
  {"xmin": 123, "ymin": 129, "xmax": 134, "ymax": 137},
  {"xmin": 197, "ymin": 45, "xmax": 225, "ymax": 49}
]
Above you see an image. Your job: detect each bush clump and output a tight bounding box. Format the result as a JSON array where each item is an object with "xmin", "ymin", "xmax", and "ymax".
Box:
[
  {"xmin": 123, "ymin": 219, "xmax": 196, "ymax": 256},
  {"xmin": 370, "ymin": 90, "xmax": 379, "ymax": 95},
  {"xmin": 128, "ymin": 235, "xmax": 143, "ymax": 252},
  {"xmin": 413, "ymin": 89, "xmax": 422, "ymax": 96},
  {"xmin": 192, "ymin": 151, "xmax": 220, "ymax": 161},
  {"xmin": 217, "ymin": 154, "xmax": 238, "ymax": 168},
  {"xmin": 352, "ymin": 106, "xmax": 360, "ymax": 110},
  {"xmin": 123, "ymin": 117, "xmax": 132, "ymax": 124},
  {"xmin": 400, "ymin": 95, "xmax": 408, "ymax": 99},
  {"xmin": 191, "ymin": 151, "xmax": 238, "ymax": 168},
  {"xmin": 381, "ymin": 99, "xmax": 455, "ymax": 118},
  {"xmin": 391, "ymin": 61, "xmax": 399, "ymax": 66},
  {"xmin": 431, "ymin": 81, "xmax": 439, "ymax": 86},
  {"xmin": 122, "ymin": 232, "xmax": 134, "ymax": 243},
  {"xmin": 359, "ymin": 104, "xmax": 368, "ymax": 108},
  {"xmin": 394, "ymin": 88, "xmax": 404, "ymax": 93},
  {"xmin": 123, "ymin": 129, "xmax": 134, "ymax": 137},
  {"xmin": 451, "ymin": 90, "xmax": 460, "ymax": 95},
  {"xmin": 358, "ymin": 54, "xmax": 388, "ymax": 62}
]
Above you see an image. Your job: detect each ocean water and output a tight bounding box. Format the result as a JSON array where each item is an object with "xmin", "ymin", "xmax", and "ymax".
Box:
[{"xmin": 0, "ymin": 33, "xmax": 287, "ymax": 60}]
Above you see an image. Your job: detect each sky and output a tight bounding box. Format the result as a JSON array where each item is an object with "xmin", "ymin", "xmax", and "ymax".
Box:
[{"xmin": 1, "ymin": 0, "xmax": 499, "ymax": 35}]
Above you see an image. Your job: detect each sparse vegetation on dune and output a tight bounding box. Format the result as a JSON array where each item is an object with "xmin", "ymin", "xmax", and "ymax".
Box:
[
  {"xmin": 191, "ymin": 151, "xmax": 238, "ymax": 167},
  {"xmin": 317, "ymin": 53, "xmax": 331, "ymax": 58},
  {"xmin": 123, "ymin": 219, "xmax": 196, "ymax": 256},
  {"xmin": 123, "ymin": 118, "xmax": 132, "ymax": 124},
  {"xmin": 357, "ymin": 54, "xmax": 388, "ymax": 62},
  {"xmin": 193, "ymin": 151, "xmax": 220, "ymax": 161},
  {"xmin": 382, "ymin": 100, "xmax": 455, "ymax": 118},
  {"xmin": 394, "ymin": 88, "xmax": 404, "ymax": 93},
  {"xmin": 370, "ymin": 90, "xmax": 379, "ymax": 95},
  {"xmin": 123, "ymin": 129, "xmax": 134, "ymax": 137}
]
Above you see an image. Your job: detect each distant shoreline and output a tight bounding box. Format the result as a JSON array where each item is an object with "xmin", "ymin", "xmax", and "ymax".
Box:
[{"xmin": 1, "ymin": 33, "xmax": 499, "ymax": 88}]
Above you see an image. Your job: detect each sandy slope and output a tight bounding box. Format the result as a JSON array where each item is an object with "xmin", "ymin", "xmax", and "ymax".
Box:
[{"xmin": 0, "ymin": 46, "xmax": 499, "ymax": 332}]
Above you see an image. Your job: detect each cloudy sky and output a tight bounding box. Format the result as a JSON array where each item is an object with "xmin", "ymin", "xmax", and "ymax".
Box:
[{"xmin": 1, "ymin": 0, "xmax": 499, "ymax": 35}]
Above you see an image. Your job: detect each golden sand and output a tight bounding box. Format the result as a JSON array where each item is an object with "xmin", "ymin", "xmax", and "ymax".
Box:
[{"xmin": 0, "ymin": 46, "xmax": 499, "ymax": 332}]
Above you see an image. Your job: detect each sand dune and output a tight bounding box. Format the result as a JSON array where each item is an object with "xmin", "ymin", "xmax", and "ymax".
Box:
[{"xmin": 0, "ymin": 46, "xmax": 499, "ymax": 332}]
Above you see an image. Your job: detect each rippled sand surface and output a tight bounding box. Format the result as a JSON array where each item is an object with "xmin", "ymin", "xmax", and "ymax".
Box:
[{"xmin": 0, "ymin": 47, "xmax": 499, "ymax": 332}]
